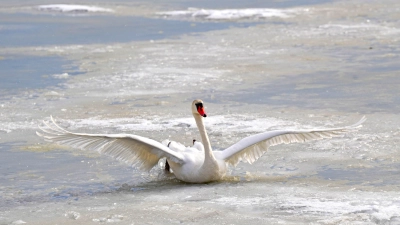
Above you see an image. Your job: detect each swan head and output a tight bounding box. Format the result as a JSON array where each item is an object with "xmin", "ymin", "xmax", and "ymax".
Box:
[{"xmin": 192, "ymin": 99, "xmax": 207, "ymax": 117}]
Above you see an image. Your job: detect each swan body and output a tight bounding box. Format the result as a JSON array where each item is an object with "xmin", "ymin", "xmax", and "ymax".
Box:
[{"xmin": 37, "ymin": 99, "xmax": 365, "ymax": 183}]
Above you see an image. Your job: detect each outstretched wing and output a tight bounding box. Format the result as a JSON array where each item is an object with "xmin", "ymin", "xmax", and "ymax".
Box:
[
  {"xmin": 36, "ymin": 117, "xmax": 185, "ymax": 171},
  {"xmin": 215, "ymin": 116, "xmax": 366, "ymax": 167}
]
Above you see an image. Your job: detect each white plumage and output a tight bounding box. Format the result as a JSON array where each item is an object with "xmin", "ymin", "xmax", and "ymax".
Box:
[
  {"xmin": 37, "ymin": 99, "xmax": 366, "ymax": 183},
  {"xmin": 38, "ymin": 118, "xmax": 184, "ymax": 171}
]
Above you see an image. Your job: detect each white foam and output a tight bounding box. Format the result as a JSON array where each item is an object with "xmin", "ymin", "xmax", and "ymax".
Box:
[
  {"xmin": 157, "ymin": 8, "xmax": 308, "ymax": 21},
  {"xmin": 38, "ymin": 4, "xmax": 114, "ymax": 13}
]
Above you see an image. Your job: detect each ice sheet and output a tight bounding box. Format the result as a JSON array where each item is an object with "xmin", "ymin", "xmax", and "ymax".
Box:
[
  {"xmin": 37, "ymin": 4, "xmax": 114, "ymax": 13},
  {"xmin": 157, "ymin": 7, "xmax": 308, "ymax": 20}
]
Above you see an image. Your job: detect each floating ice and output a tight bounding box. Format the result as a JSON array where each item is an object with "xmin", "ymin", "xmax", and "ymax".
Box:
[
  {"xmin": 52, "ymin": 73, "xmax": 69, "ymax": 79},
  {"xmin": 92, "ymin": 214, "xmax": 123, "ymax": 223},
  {"xmin": 43, "ymin": 91, "xmax": 64, "ymax": 97},
  {"xmin": 38, "ymin": 4, "xmax": 114, "ymax": 13},
  {"xmin": 157, "ymin": 8, "xmax": 308, "ymax": 21},
  {"xmin": 11, "ymin": 221, "xmax": 26, "ymax": 225},
  {"xmin": 371, "ymin": 204, "xmax": 400, "ymax": 222}
]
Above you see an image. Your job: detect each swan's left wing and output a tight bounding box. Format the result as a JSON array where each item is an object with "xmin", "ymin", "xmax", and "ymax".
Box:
[
  {"xmin": 215, "ymin": 116, "xmax": 366, "ymax": 167},
  {"xmin": 36, "ymin": 117, "xmax": 185, "ymax": 171}
]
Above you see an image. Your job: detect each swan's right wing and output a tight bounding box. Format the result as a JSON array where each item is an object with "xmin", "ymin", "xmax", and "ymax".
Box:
[
  {"xmin": 216, "ymin": 116, "xmax": 366, "ymax": 167},
  {"xmin": 36, "ymin": 117, "xmax": 185, "ymax": 171}
]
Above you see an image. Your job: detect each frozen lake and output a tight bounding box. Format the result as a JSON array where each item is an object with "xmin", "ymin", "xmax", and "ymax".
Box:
[{"xmin": 1, "ymin": 0, "xmax": 400, "ymax": 224}]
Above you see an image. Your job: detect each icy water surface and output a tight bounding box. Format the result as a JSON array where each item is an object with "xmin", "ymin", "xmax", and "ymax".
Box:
[
  {"xmin": 0, "ymin": 13, "xmax": 254, "ymax": 47},
  {"xmin": 1, "ymin": 0, "xmax": 400, "ymax": 224},
  {"xmin": 0, "ymin": 55, "xmax": 81, "ymax": 95}
]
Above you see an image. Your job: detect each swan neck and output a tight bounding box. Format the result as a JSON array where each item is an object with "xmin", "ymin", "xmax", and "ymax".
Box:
[{"xmin": 194, "ymin": 114, "xmax": 214, "ymax": 160}]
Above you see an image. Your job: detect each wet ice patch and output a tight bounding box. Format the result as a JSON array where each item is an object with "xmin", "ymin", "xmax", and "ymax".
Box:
[
  {"xmin": 281, "ymin": 197, "xmax": 400, "ymax": 223},
  {"xmin": 288, "ymin": 22, "xmax": 400, "ymax": 39},
  {"xmin": 157, "ymin": 8, "xmax": 308, "ymax": 21},
  {"xmin": 38, "ymin": 4, "xmax": 114, "ymax": 13},
  {"xmin": 319, "ymin": 23, "xmax": 400, "ymax": 36}
]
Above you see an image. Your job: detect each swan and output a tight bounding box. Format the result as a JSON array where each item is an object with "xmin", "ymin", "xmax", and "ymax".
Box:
[{"xmin": 37, "ymin": 99, "xmax": 366, "ymax": 183}]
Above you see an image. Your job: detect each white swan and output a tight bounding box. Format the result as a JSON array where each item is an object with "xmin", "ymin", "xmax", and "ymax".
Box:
[{"xmin": 37, "ymin": 99, "xmax": 366, "ymax": 183}]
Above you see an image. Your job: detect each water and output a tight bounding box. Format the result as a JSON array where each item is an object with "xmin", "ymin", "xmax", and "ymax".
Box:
[
  {"xmin": 1, "ymin": 0, "xmax": 400, "ymax": 224},
  {"xmin": 0, "ymin": 13, "xmax": 255, "ymax": 47},
  {"xmin": 0, "ymin": 55, "xmax": 80, "ymax": 94}
]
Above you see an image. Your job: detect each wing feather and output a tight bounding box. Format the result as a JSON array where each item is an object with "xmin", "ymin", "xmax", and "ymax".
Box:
[
  {"xmin": 217, "ymin": 116, "xmax": 366, "ymax": 167},
  {"xmin": 36, "ymin": 116, "xmax": 185, "ymax": 171}
]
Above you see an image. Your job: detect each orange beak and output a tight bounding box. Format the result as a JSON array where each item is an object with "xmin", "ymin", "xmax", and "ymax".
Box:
[{"xmin": 197, "ymin": 106, "xmax": 207, "ymax": 117}]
